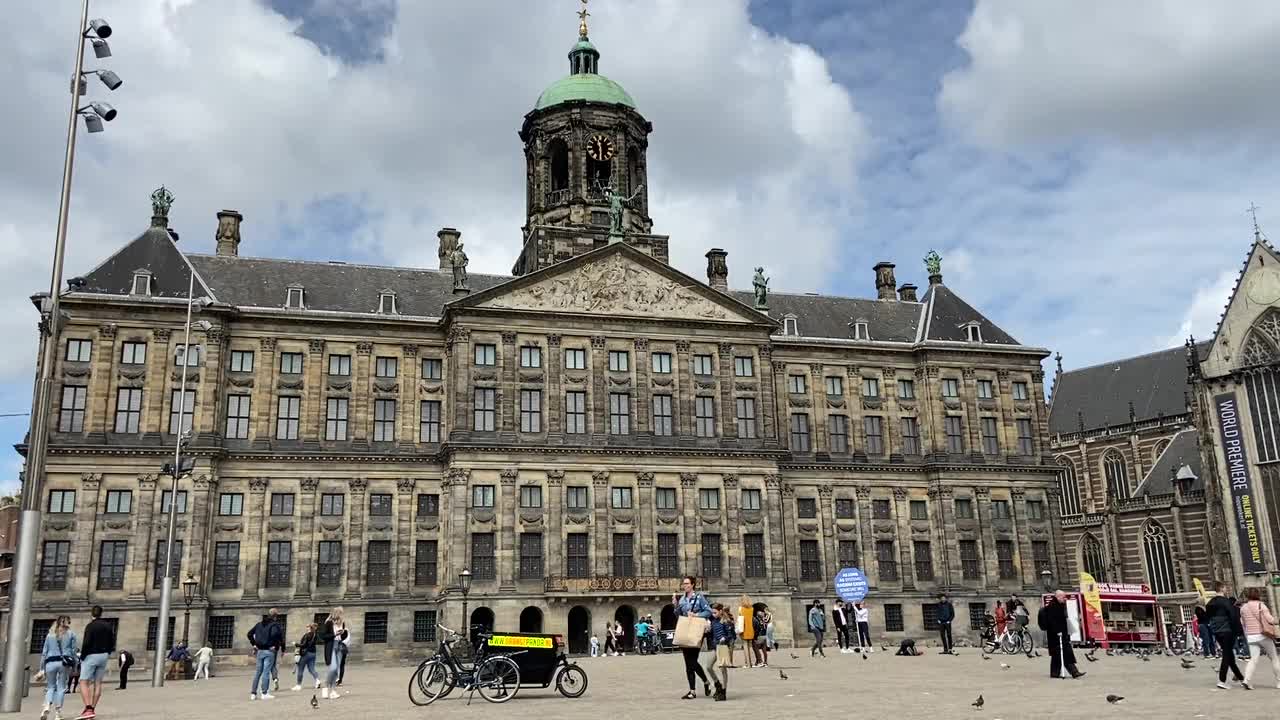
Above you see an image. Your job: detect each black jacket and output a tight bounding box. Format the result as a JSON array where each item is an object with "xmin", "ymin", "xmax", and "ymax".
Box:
[
  {"xmin": 317, "ymin": 620, "xmax": 348, "ymax": 665},
  {"xmin": 247, "ymin": 619, "xmax": 284, "ymax": 651},
  {"xmin": 1205, "ymin": 595, "xmax": 1243, "ymax": 638},
  {"xmin": 936, "ymin": 601, "xmax": 955, "ymax": 624},
  {"xmin": 80, "ymin": 619, "xmax": 116, "ymax": 659},
  {"xmin": 296, "ymin": 631, "xmax": 318, "ymax": 655},
  {"xmin": 1039, "ymin": 600, "xmax": 1070, "ymax": 636}
]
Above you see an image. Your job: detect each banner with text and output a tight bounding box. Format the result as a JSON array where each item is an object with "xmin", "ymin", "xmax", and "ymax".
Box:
[
  {"xmin": 834, "ymin": 567, "xmax": 869, "ymax": 602},
  {"xmin": 1215, "ymin": 392, "xmax": 1267, "ymax": 574}
]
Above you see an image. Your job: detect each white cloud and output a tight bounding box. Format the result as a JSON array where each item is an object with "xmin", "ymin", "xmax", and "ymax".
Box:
[
  {"xmin": 1166, "ymin": 268, "xmax": 1238, "ymax": 348},
  {"xmin": 0, "ymin": 0, "xmax": 866, "ymax": 385},
  {"xmin": 939, "ymin": 0, "xmax": 1280, "ymax": 146}
]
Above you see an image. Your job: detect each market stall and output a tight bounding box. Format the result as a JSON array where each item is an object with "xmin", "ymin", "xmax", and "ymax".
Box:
[{"xmin": 1044, "ymin": 583, "xmax": 1164, "ymax": 647}]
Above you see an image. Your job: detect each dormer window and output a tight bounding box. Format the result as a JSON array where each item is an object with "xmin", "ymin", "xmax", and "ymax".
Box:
[
  {"xmin": 783, "ymin": 314, "xmax": 799, "ymax": 336},
  {"xmin": 963, "ymin": 322, "xmax": 983, "ymax": 343},
  {"xmin": 851, "ymin": 319, "xmax": 870, "ymax": 341},
  {"xmin": 286, "ymin": 284, "xmax": 305, "ymax": 309},
  {"xmin": 131, "ymin": 270, "xmax": 152, "ymax": 296},
  {"xmin": 378, "ymin": 290, "xmax": 398, "ymax": 315}
]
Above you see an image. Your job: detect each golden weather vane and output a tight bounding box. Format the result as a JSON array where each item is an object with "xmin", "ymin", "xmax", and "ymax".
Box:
[{"xmin": 578, "ymin": 0, "xmax": 590, "ymax": 38}]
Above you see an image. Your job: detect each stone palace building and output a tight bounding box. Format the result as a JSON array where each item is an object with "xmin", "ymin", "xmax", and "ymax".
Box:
[{"xmin": 18, "ymin": 15, "xmax": 1060, "ymax": 661}]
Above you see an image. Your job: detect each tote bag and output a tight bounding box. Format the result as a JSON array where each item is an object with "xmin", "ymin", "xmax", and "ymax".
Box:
[{"xmin": 674, "ymin": 615, "xmax": 710, "ymax": 649}]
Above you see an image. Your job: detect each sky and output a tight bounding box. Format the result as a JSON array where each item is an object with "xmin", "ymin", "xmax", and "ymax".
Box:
[{"xmin": 2, "ymin": 0, "xmax": 1279, "ymax": 490}]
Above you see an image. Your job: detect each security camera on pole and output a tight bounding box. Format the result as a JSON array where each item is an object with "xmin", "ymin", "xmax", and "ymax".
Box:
[{"xmin": 0, "ymin": 1, "xmax": 122, "ymax": 711}]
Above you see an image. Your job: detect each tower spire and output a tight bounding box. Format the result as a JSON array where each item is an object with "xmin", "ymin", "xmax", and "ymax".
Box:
[
  {"xmin": 578, "ymin": 0, "xmax": 590, "ymax": 39},
  {"xmin": 1248, "ymin": 201, "xmax": 1264, "ymax": 242}
]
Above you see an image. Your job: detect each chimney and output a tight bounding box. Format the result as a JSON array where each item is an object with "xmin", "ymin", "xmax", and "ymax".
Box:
[
  {"xmin": 215, "ymin": 210, "xmax": 243, "ymax": 257},
  {"xmin": 705, "ymin": 248, "xmax": 728, "ymax": 292},
  {"xmin": 874, "ymin": 262, "xmax": 896, "ymax": 300},
  {"xmin": 438, "ymin": 228, "xmax": 461, "ymax": 270},
  {"xmin": 897, "ymin": 283, "xmax": 918, "ymax": 302}
]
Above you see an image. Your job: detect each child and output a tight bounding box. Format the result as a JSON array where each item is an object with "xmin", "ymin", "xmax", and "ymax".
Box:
[
  {"xmin": 589, "ymin": 634, "xmax": 600, "ymax": 657},
  {"xmin": 705, "ymin": 604, "xmax": 735, "ymax": 701}
]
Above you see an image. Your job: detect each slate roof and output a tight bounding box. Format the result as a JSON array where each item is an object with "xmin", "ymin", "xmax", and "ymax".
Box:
[
  {"xmin": 729, "ymin": 290, "xmax": 923, "ymax": 342},
  {"xmin": 75, "ymin": 225, "xmax": 211, "ymax": 300},
  {"xmin": 1047, "ymin": 344, "xmax": 1208, "ymax": 435},
  {"xmin": 1134, "ymin": 429, "xmax": 1204, "ymax": 495},
  {"xmin": 921, "ymin": 283, "xmax": 1021, "ymax": 345},
  {"xmin": 186, "ymin": 254, "xmax": 508, "ymax": 317}
]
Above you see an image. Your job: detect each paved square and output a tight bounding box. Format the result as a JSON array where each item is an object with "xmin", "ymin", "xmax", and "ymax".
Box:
[{"xmin": 30, "ymin": 648, "xmax": 1265, "ymax": 719}]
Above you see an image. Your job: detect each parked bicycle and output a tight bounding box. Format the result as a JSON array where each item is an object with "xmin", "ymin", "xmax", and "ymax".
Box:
[
  {"xmin": 980, "ymin": 620, "xmax": 1035, "ymax": 655},
  {"xmin": 408, "ymin": 624, "xmax": 523, "ymax": 705}
]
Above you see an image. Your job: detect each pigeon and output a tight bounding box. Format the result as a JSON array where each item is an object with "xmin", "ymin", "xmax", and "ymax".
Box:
[
  {"xmin": 1084, "ymin": 654, "xmax": 1098, "ymax": 663},
  {"xmin": 983, "ymin": 655, "xmax": 991, "ymax": 661},
  {"xmin": 881, "ymin": 644, "xmax": 890, "ymax": 652},
  {"xmin": 778, "ymin": 669, "xmax": 788, "ymax": 680},
  {"xmin": 310, "ymin": 695, "xmax": 318, "ymax": 709},
  {"xmin": 861, "ymin": 653, "xmax": 868, "ymax": 660},
  {"xmin": 790, "ymin": 652, "xmax": 800, "ymax": 660},
  {"xmin": 1105, "ymin": 649, "xmax": 1114, "ymax": 656},
  {"xmin": 1180, "ymin": 658, "xmax": 1195, "ymax": 668},
  {"xmin": 1140, "ymin": 655, "xmax": 1150, "ymax": 662},
  {"xmin": 1106, "ymin": 695, "xmax": 1124, "ymax": 704},
  {"xmin": 1033, "ymin": 650, "xmax": 1042, "ymax": 658},
  {"xmin": 1000, "ymin": 663, "xmax": 1011, "ymax": 670},
  {"xmin": 972, "ymin": 694, "xmax": 984, "ymax": 709}
]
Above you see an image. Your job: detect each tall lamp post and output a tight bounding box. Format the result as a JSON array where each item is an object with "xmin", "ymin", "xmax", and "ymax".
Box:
[
  {"xmin": 1, "ymin": 1, "xmax": 121, "ymax": 711},
  {"xmin": 181, "ymin": 573, "xmax": 198, "ymax": 646},
  {"xmin": 459, "ymin": 568, "xmax": 473, "ymax": 640},
  {"xmin": 152, "ymin": 270, "xmax": 211, "ymax": 687}
]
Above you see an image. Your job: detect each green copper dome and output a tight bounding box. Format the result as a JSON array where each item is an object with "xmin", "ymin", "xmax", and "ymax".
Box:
[{"xmin": 535, "ymin": 73, "xmax": 636, "ymax": 110}]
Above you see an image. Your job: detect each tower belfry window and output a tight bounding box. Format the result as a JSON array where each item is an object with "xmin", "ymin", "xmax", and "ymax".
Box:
[{"xmin": 549, "ymin": 139, "xmax": 569, "ymax": 194}]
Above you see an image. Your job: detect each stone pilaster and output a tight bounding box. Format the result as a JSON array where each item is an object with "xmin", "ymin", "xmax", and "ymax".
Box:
[
  {"xmin": 892, "ymin": 487, "xmax": 915, "ymax": 589},
  {"xmin": 199, "ymin": 326, "xmax": 226, "ymax": 436},
  {"xmin": 809, "ymin": 364, "xmax": 829, "ymax": 451},
  {"xmin": 676, "ymin": 341, "xmax": 693, "ymax": 436},
  {"xmin": 253, "ymin": 337, "xmax": 277, "ymax": 440},
  {"xmin": 546, "ymin": 470, "xmax": 564, "ymax": 577},
  {"xmin": 445, "ymin": 468, "xmax": 470, "ymax": 581},
  {"xmin": 146, "ymin": 328, "xmax": 172, "ymax": 434},
  {"xmin": 882, "ymin": 367, "xmax": 903, "ymax": 456},
  {"xmin": 1011, "ymin": 488, "xmax": 1034, "ymax": 588},
  {"xmin": 546, "ymin": 335, "xmax": 562, "ymax": 435},
  {"xmin": 344, "ymin": 477, "xmax": 368, "ymax": 598},
  {"xmin": 717, "ymin": 344, "xmax": 736, "ymax": 440},
  {"xmin": 395, "ymin": 478, "xmax": 415, "ymax": 596},
  {"xmin": 591, "ymin": 336, "xmax": 608, "ymax": 439},
  {"xmin": 295, "ymin": 477, "xmax": 318, "ymax": 597},
  {"xmin": 680, "ymin": 472, "xmax": 698, "ymax": 573},
  {"xmin": 448, "ymin": 328, "xmax": 472, "ymax": 437},
  {"xmin": 500, "ymin": 332, "xmax": 517, "ymax": 433},
  {"xmin": 73, "ymin": 473, "xmax": 102, "ymax": 602},
  {"xmin": 189, "ymin": 474, "xmax": 217, "ymax": 593},
  {"xmin": 764, "ymin": 475, "xmax": 786, "ymax": 588},
  {"xmin": 962, "ymin": 367, "xmax": 982, "ymax": 454},
  {"xmin": 855, "ymin": 486, "xmax": 876, "ymax": 586},
  {"xmin": 1031, "ymin": 370, "xmax": 1050, "ymax": 464},
  {"xmin": 634, "ymin": 339, "xmax": 651, "ymax": 435},
  {"xmin": 500, "ymin": 469, "xmax": 518, "ymax": 589},
  {"xmin": 400, "ymin": 345, "xmax": 418, "ymax": 445},
  {"xmin": 241, "ymin": 477, "xmax": 268, "ymax": 598},
  {"xmin": 919, "ymin": 366, "xmax": 941, "ymax": 455},
  {"xmin": 637, "ymin": 472, "xmax": 655, "ymax": 576},
  {"xmin": 723, "ymin": 474, "xmax": 742, "ymax": 586},
  {"xmin": 818, "ymin": 484, "xmax": 835, "ymax": 581},
  {"xmin": 353, "ymin": 343, "xmax": 372, "ymax": 441},
  {"xmin": 758, "ymin": 346, "xmax": 778, "ymax": 442},
  {"xmin": 975, "ymin": 486, "xmax": 997, "ymax": 590},
  {"xmin": 306, "ymin": 339, "xmax": 326, "ymax": 440},
  {"xmin": 930, "ymin": 484, "xmax": 956, "ymax": 588},
  {"xmin": 88, "ymin": 323, "xmax": 118, "ymax": 434},
  {"xmin": 781, "ymin": 483, "xmax": 799, "ymax": 584},
  {"xmin": 130, "ymin": 473, "xmax": 159, "ymax": 599},
  {"xmin": 592, "ymin": 471, "xmax": 610, "ymax": 575}
]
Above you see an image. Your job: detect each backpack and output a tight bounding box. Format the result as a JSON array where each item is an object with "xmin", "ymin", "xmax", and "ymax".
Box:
[
  {"xmin": 1036, "ymin": 606, "xmax": 1049, "ymax": 632},
  {"xmin": 752, "ymin": 615, "xmax": 766, "ymax": 637},
  {"xmin": 251, "ymin": 622, "xmax": 273, "ymax": 649}
]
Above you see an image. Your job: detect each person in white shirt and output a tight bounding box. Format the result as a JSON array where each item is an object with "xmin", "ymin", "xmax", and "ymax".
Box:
[
  {"xmin": 854, "ymin": 602, "xmax": 872, "ymax": 651},
  {"xmin": 193, "ymin": 644, "xmax": 214, "ymax": 680}
]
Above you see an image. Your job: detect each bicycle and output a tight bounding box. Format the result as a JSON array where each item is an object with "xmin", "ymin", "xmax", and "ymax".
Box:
[
  {"xmin": 1001, "ymin": 623, "xmax": 1035, "ymax": 655},
  {"xmin": 408, "ymin": 624, "xmax": 523, "ymax": 705}
]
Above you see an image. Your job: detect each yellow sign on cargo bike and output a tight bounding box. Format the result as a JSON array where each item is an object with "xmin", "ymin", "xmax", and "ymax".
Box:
[{"xmin": 488, "ymin": 634, "xmax": 554, "ymax": 649}]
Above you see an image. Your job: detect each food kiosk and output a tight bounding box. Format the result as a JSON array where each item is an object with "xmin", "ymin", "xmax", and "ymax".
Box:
[{"xmin": 1043, "ymin": 582, "xmax": 1164, "ymax": 647}]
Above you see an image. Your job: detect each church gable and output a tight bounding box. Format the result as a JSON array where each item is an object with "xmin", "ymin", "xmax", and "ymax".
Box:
[
  {"xmin": 461, "ymin": 244, "xmax": 766, "ymax": 324},
  {"xmin": 1203, "ymin": 241, "xmax": 1280, "ymax": 377}
]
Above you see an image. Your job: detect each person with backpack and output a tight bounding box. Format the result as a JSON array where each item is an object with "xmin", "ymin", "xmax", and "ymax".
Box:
[
  {"xmin": 751, "ymin": 608, "xmax": 769, "ymax": 666},
  {"xmin": 1239, "ymin": 586, "xmax": 1280, "ymax": 689},
  {"xmin": 1039, "ymin": 591, "xmax": 1085, "ymax": 680},
  {"xmin": 247, "ymin": 608, "xmax": 284, "ymax": 701},
  {"xmin": 807, "ymin": 600, "xmax": 827, "ymax": 658},
  {"xmin": 705, "ymin": 604, "xmax": 735, "ymax": 701},
  {"xmin": 1206, "ymin": 581, "xmax": 1246, "ymax": 689}
]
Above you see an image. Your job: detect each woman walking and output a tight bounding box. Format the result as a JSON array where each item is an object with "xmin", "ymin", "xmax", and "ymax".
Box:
[
  {"xmin": 705, "ymin": 605, "xmax": 734, "ymax": 701},
  {"xmin": 317, "ymin": 607, "xmax": 349, "ymax": 700},
  {"xmin": 39, "ymin": 616, "xmax": 77, "ymax": 720},
  {"xmin": 192, "ymin": 644, "xmax": 213, "ymax": 681},
  {"xmin": 673, "ymin": 576, "xmax": 713, "ymax": 700},
  {"xmin": 292, "ymin": 623, "xmax": 321, "ymax": 691},
  {"xmin": 603, "ymin": 622, "xmax": 617, "ymax": 657},
  {"xmin": 1239, "ymin": 587, "xmax": 1280, "ymax": 689}
]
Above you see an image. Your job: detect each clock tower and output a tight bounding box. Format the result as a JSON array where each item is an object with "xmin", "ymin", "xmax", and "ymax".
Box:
[{"xmin": 513, "ymin": 4, "xmax": 668, "ymax": 275}]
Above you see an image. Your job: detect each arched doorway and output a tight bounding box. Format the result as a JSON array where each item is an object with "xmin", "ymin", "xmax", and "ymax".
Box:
[
  {"xmin": 470, "ymin": 606, "xmax": 495, "ymax": 643},
  {"xmin": 567, "ymin": 605, "xmax": 591, "ymax": 655},
  {"xmin": 614, "ymin": 605, "xmax": 637, "ymax": 652},
  {"xmin": 660, "ymin": 604, "xmax": 677, "ymax": 631},
  {"xmin": 519, "ymin": 606, "xmax": 543, "ymax": 634}
]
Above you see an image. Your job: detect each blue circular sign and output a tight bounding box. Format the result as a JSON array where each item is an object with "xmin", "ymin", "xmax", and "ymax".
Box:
[{"xmin": 834, "ymin": 567, "xmax": 868, "ymax": 602}]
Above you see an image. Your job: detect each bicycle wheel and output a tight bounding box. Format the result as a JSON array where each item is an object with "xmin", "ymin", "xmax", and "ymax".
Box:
[
  {"xmin": 982, "ymin": 636, "xmax": 1000, "ymax": 655},
  {"xmin": 555, "ymin": 663, "xmax": 588, "ymax": 698},
  {"xmin": 475, "ymin": 655, "xmax": 521, "ymax": 704},
  {"xmin": 1020, "ymin": 630, "xmax": 1035, "ymax": 655},
  {"xmin": 999, "ymin": 633, "xmax": 1018, "ymax": 655},
  {"xmin": 409, "ymin": 659, "xmax": 454, "ymax": 706}
]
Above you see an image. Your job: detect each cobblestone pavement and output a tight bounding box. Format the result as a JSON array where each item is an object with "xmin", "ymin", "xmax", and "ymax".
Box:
[{"xmin": 27, "ymin": 648, "xmax": 1267, "ymax": 720}]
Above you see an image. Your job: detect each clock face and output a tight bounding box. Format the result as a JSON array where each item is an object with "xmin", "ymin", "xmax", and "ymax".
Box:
[
  {"xmin": 587, "ymin": 133, "xmax": 616, "ymax": 162},
  {"xmin": 1246, "ymin": 269, "xmax": 1280, "ymax": 307}
]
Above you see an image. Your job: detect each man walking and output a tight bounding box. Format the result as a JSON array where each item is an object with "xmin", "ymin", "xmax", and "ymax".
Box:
[
  {"xmin": 936, "ymin": 594, "xmax": 955, "ymax": 654},
  {"xmin": 1040, "ymin": 591, "xmax": 1085, "ymax": 680},
  {"xmin": 75, "ymin": 605, "xmax": 115, "ymax": 720},
  {"xmin": 247, "ymin": 608, "xmax": 284, "ymax": 700},
  {"xmin": 1205, "ymin": 581, "xmax": 1245, "ymax": 688},
  {"xmin": 807, "ymin": 600, "xmax": 827, "ymax": 658}
]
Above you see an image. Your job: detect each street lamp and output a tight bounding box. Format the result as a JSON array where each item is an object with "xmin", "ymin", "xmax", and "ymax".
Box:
[
  {"xmin": 181, "ymin": 573, "xmax": 198, "ymax": 646},
  {"xmin": 459, "ymin": 568, "xmax": 473, "ymax": 640},
  {"xmin": 152, "ymin": 269, "xmax": 213, "ymax": 688},
  {"xmin": 1, "ymin": 1, "xmax": 122, "ymax": 711}
]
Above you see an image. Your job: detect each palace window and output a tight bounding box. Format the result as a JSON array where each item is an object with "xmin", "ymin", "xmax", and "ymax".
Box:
[
  {"xmin": 608, "ymin": 393, "xmax": 630, "ymax": 435},
  {"xmin": 996, "ymin": 540, "xmax": 1016, "ymax": 579},
  {"xmin": 783, "ymin": 316, "xmax": 798, "ymax": 336},
  {"xmin": 944, "ymin": 416, "xmax": 964, "ymax": 453},
  {"xmin": 114, "ymin": 388, "xmax": 142, "ymax": 433},
  {"xmin": 39, "ymin": 541, "xmax": 70, "ymax": 590},
  {"xmin": 941, "ymin": 378, "xmax": 959, "ymax": 398},
  {"xmin": 992, "ymin": 500, "xmax": 1011, "ymax": 519},
  {"xmin": 788, "ymin": 375, "xmax": 807, "ymax": 394},
  {"xmin": 280, "ymin": 352, "xmax": 303, "ymax": 374},
  {"xmin": 415, "ymin": 540, "xmax": 438, "ymax": 585},
  {"xmin": 364, "ymin": 613, "xmax": 389, "ymax": 644},
  {"xmin": 909, "ymin": 500, "xmax": 928, "ymax": 520},
  {"xmin": 377, "ymin": 291, "xmax": 397, "ymax": 314},
  {"xmin": 799, "ymin": 540, "xmax": 821, "ymax": 581},
  {"xmin": 328, "ymin": 354, "xmax": 351, "ymax": 376},
  {"xmin": 651, "ymin": 352, "xmax": 672, "ymax": 374},
  {"xmin": 960, "ymin": 540, "xmax": 980, "ymax": 579},
  {"xmin": 208, "ymin": 617, "xmax": 235, "ymax": 649},
  {"xmin": 608, "ymin": 350, "xmax": 629, "ymax": 372},
  {"xmin": 898, "ymin": 379, "xmax": 915, "ymax": 399},
  {"xmin": 1012, "ymin": 381, "xmax": 1029, "ymax": 401},
  {"xmin": 269, "ymin": 493, "xmax": 294, "ymax": 516},
  {"xmin": 977, "ymin": 379, "xmax": 994, "ymax": 399},
  {"xmin": 218, "ymin": 493, "xmax": 243, "ymax": 516},
  {"xmin": 796, "ymin": 498, "xmax": 817, "ymax": 518},
  {"xmin": 285, "ymin": 285, "xmax": 304, "ymax": 309},
  {"xmin": 884, "ymin": 604, "xmax": 904, "ymax": 632},
  {"xmin": 325, "ymin": 397, "xmax": 349, "ymax": 441},
  {"xmin": 872, "ymin": 499, "xmax": 891, "ymax": 519},
  {"xmin": 735, "ymin": 397, "xmax": 756, "ymax": 438},
  {"xmin": 954, "ymin": 498, "xmax": 974, "ymax": 519},
  {"xmin": 876, "ymin": 541, "xmax": 898, "ymax": 581},
  {"xmin": 473, "ymin": 388, "xmax": 496, "ymax": 431},
  {"xmin": 838, "ymin": 539, "xmax": 858, "ymax": 569},
  {"xmin": 470, "ymin": 533, "xmax": 495, "ymax": 581},
  {"xmin": 66, "ymin": 339, "xmax": 92, "ymax": 363},
  {"xmin": 744, "ymin": 533, "xmax": 766, "ymax": 577},
  {"xmin": 105, "ymin": 490, "xmax": 132, "ymax": 514},
  {"xmin": 790, "ymin": 413, "xmax": 811, "ymax": 451},
  {"xmin": 168, "ymin": 389, "xmax": 195, "ymax": 435},
  {"xmin": 694, "ymin": 396, "xmax": 715, "ymax": 437},
  {"xmin": 519, "ymin": 390, "xmax": 542, "ymax": 433},
  {"xmin": 613, "ymin": 534, "xmax": 635, "ymax": 577},
  {"xmin": 611, "ymin": 487, "xmax": 633, "ymax": 509},
  {"xmin": 565, "ymin": 391, "xmax": 587, "ymax": 434},
  {"xmin": 226, "ymin": 394, "xmax": 251, "ymax": 439},
  {"xmin": 692, "ymin": 354, "xmax": 713, "ymax": 376},
  {"xmin": 320, "ymin": 493, "xmax": 344, "ymax": 516},
  {"xmin": 372, "ymin": 356, "xmax": 396, "ymax": 379},
  {"xmin": 701, "ymin": 533, "xmax": 722, "ymax": 577},
  {"xmin": 1016, "ymin": 418, "xmax": 1034, "ymax": 455},
  {"xmin": 655, "ymin": 487, "xmax": 676, "ymax": 510},
  {"xmin": 474, "ymin": 344, "xmax": 496, "ymax": 366},
  {"xmin": 366, "ymin": 541, "xmax": 391, "ymax": 586},
  {"xmin": 658, "ymin": 534, "xmax": 680, "ymax": 577},
  {"xmin": 417, "ymin": 494, "xmax": 439, "ymax": 517},
  {"xmin": 566, "ymin": 533, "xmax": 589, "ymax": 578},
  {"xmin": 520, "ymin": 485, "xmax": 542, "ymax": 509},
  {"xmin": 1032, "ymin": 540, "xmax": 1051, "ymax": 573},
  {"xmin": 471, "ymin": 485, "xmax": 495, "ymax": 508},
  {"xmin": 1027, "ymin": 500, "xmax": 1045, "ymax": 520},
  {"xmin": 734, "ymin": 356, "xmax": 754, "ymax": 377},
  {"xmin": 420, "ymin": 400, "xmax": 441, "ymax": 442},
  {"xmin": 566, "ymin": 487, "xmax": 588, "ymax": 510},
  {"xmin": 421, "ymin": 358, "xmax": 442, "ymax": 380},
  {"xmin": 520, "ymin": 346, "xmax": 541, "ymax": 369},
  {"xmin": 316, "ymin": 541, "xmax": 342, "ymax": 587},
  {"xmin": 965, "ymin": 324, "xmax": 983, "ymax": 343},
  {"xmin": 913, "ymin": 541, "xmax": 934, "ymax": 581},
  {"xmin": 860, "ymin": 377, "xmax": 878, "ymax": 398},
  {"xmin": 901, "ymin": 417, "xmax": 920, "ymax": 455},
  {"xmin": 414, "ymin": 611, "xmax": 437, "ymax": 643},
  {"xmin": 132, "ymin": 270, "xmax": 152, "ymax": 296},
  {"xmin": 97, "ymin": 541, "xmax": 128, "ymax": 590},
  {"xmin": 265, "ymin": 541, "xmax": 292, "ymax": 588},
  {"xmin": 368, "ymin": 493, "xmax": 392, "ymax": 517},
  {"xmin": 981, "ymin": 417, "xmax": 999, "ymax": 455},
  {"xmin": 827, "ymin": 414, "xmax": 849, "ymax": 453},
  {"xmin": 851, "ymin": 321, "xmax": 870, "ymax": 340},
  {"xmin": 58, "ymin": 385, "xmax": 86, "ymax": 432},
  {"xmin": 835, "ymin": 498, "xmax": 854, "ymax": 519},
  {"xmin": 276, "ymin": 396, "xmax": 301, "ymax": 439},
  {"xmin": 47, "ymin": 490, "xmax": 75, "ymax": 514},
  {"xmin": 122, "ymin": 341, "xmax": 147, "ymax": 365},
  {"xmin": 864, "ymin": 416, "xmax": 884, "ymax": 455},
  {"xmin": 565, "ymin": 348, "xmax": 587, "ymax": 370},
  {"xmin": 520, "ymin": 533, "xmax": 544, "ymax": 579},
  {"xmin": 741, "ymin": 488, "xmax": 762, "ymax": 511},
  {"xmin": 699, "ymin": 488, "xmax": 720, "ymax": 510}
]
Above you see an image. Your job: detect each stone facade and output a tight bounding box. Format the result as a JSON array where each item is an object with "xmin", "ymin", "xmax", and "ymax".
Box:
[{"xmin": 17, "ymin": 21, "xmax": 1060, "ymax": 665}]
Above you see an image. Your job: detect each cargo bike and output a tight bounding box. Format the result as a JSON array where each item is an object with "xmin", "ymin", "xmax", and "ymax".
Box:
[{"xmin": 409, "ymin": 625, "xmax": 587, "ymax": 705}]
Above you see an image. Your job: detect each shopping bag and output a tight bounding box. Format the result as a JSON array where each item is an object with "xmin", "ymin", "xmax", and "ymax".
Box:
[{"xmin": 675, "ymin": 615, "xmax": 710, "ymax": 648}]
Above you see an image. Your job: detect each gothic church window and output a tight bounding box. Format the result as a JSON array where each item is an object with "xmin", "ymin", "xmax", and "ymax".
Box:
[
  {"xmin": 1102, "ymin": 449, "xmax": 1129, "ymax": 502},
  {"xmin": 1056, "ymin": 456, "xmax": 1082, "ymax": 516},
  {"xmin": 1142, "ymin": 521, "xmax": 1178, "ymax": 595},
  {"xmin": 1080, "ymin": 533, "xmax": 1107, "ymax": 583}
]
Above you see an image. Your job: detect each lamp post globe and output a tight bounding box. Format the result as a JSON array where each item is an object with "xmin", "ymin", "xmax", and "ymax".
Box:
[
  {"xmin": 1040, "ymin": 569, "xmax": 1055, "ymax": 593},
  {"xmin": 181, "ymin": 573, "xmax": 197, "ymax": 646}
]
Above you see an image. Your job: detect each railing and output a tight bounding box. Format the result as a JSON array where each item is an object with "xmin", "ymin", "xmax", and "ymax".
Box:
[
  {"xmin": 543, "ymin": 575, "xmax": 699, "ymax": 593},
  {"xmin": 545, "ymin": 189, "xmax": 570, "ymax": 205}
]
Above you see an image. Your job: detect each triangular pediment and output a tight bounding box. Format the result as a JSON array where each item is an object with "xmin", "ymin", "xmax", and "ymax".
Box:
[
  {"xmin": 1203, "ymin": 240, "xmax": 1280, "ymax": 377},
  {"xmin": 454, "ymin": 244, "xmax": 771, "ymax": 325}
]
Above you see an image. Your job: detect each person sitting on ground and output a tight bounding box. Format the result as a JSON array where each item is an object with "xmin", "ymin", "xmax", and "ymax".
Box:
[{"xmin": 896, "ymin": 638, "xmax": 922, "ymax": 656}]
